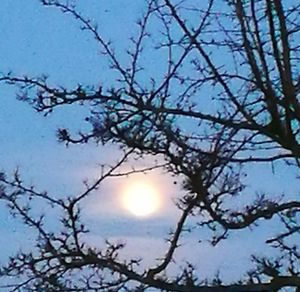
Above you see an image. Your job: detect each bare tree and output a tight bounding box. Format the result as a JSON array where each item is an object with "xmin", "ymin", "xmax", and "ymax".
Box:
[{"xmin": 1, "ymin": 0, "xmax": 300, "ymax": 290}]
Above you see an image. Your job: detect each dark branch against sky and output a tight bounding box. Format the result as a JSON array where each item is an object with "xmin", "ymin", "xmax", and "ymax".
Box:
[{"xmin": 0, "ymin": 0, "xmax": 300, "ymax": 291}]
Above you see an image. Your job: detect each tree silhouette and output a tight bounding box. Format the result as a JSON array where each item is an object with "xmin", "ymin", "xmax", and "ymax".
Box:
[{"xmin": 1, "ymin": 0, "xmax": 300, "ymax": 290}]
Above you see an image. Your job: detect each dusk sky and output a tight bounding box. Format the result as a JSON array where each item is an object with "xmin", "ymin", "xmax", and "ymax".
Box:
[{"xmin": 0, "ymin": 0, "xmax": 298, "ymax": 287}]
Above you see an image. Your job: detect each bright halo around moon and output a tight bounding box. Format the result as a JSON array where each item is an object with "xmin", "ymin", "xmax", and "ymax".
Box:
[{"xmin": 121, "ymin": 182, "xmax": 161, "ymax": 217}]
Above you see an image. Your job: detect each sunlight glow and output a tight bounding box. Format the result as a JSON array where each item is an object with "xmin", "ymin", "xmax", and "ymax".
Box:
[{"xmin": 121, "ymin": 182, "xmax": 161, "ymax": 217}]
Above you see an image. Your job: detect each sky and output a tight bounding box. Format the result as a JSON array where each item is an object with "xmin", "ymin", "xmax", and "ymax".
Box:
[
  {"xmin": 0, "ymin": 0, "xmax": 183, "ymax": 274},
  {"xmin": 0, "ymin": 0, "xmax": 298, "ymax": 287}
]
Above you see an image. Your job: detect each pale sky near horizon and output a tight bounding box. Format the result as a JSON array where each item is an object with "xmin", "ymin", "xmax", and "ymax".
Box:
[{"xmin": 0, "ymin": 0, "xmax": 298, "ymax": 285}]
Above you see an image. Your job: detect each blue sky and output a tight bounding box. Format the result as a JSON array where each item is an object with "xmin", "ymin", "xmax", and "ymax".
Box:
[
  {"xmin": 0, "ymin": 0, "xmax": 180, "ymax": 271},
  {"xmin": 0, "ymin": 0, "xmax": 298, "ymax": 285}
]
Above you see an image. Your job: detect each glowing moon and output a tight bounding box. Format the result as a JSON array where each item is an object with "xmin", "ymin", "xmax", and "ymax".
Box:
[{"xmin": 121, "ymin": 182, "xmax": 161, "ymax": 217}]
